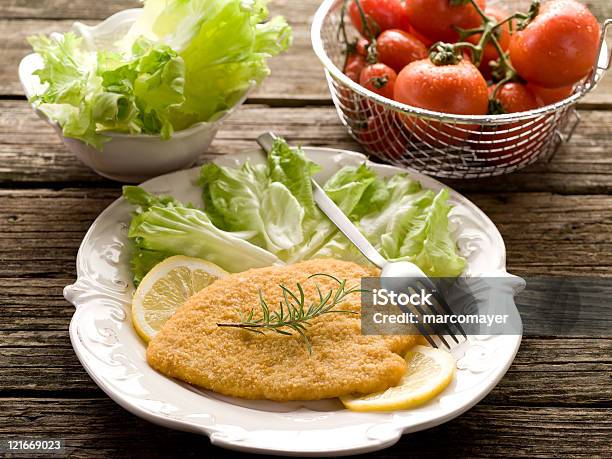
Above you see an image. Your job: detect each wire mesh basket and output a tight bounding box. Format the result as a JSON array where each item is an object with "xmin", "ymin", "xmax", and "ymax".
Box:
[{"xmin": 311, "ymin": 0, "xmax": 612, "ymax": 178}]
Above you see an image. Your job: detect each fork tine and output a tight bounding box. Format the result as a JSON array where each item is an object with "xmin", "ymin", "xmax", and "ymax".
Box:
[
  {"xmin": 413, "ymin": 299, "xmax": 456, "ymax": 347},
  {"xmin": 396, "ymin": 304, "xmax": 439, "ymax": 348},
  {"xmin": 405, "ymin": 279, "xmax": 462, "ymax": 347},
  {"xmin": 433, "ymin": 330, "xmax": 451, "ymax": 349},
  {"xmin": 409, "ymin": 301, "xmax": 451, "ymax": 349},
  {"xmin": 418, "ymin": 278, "xmax": 468, "ymax": 339},
  {"xmin": 416, "ymin": 326, "xmax": 439, "ymax": 348}
]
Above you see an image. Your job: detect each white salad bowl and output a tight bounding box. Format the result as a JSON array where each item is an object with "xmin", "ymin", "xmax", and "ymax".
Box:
[{"xmin": 18, "ymin": 9, "xmax": 249, "ymax": 183}]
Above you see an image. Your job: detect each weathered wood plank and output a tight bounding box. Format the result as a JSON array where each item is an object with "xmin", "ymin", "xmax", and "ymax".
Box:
[
  {"xmin": 5, "ymin": 0, "xmax": 612, "ymax": 21},
  {"xmin": 1, "ymin": 0, "xmax": 611, "ymax": 105},
  {"xmin": 0, "ymin": 330, "xmax": 68, "ymax": 348},
  {"xmin": 1, "ymin": 335, "xmax": 610, "ymax": 407},
  {"xmin": 0, "ymin": 189, "xmax": 611, "ymax": 278},
  {"xmin": 0, "ymin": 399, "xmax": 609, "ymax": 458},
  {"xmin": 1, "ymin": 101, "xmax": 612, "ymax": 193}
]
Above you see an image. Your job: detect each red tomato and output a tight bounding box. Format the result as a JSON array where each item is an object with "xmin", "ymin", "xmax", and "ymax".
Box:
[
  {"xmin": 477, "ymin": 82, "xmax": 541, "ymax": 164},
  {"xmin": 356, "ymin": 111, "xmax": 407, "ymax": 159},
  {"xmin": 356, "ymin": 38, "xmax": 370, "ymax": 56},
  {"xmin": 466, "ymin": 7, "xmax": 512, "ymax": 78},
  {"xmin": 344, "ymin": 53, "xmax": 366, "ymax": 83},
  {"xmin": 490, "ymin": 82, "xmax": 539, "ymax": 114},
  {"xmin": 360, "ymin": 63, "xmax": 397, "ymax": 99},
  {"xmin": 394, "ymin": 60, "xmax": 489, "ymax": 116},
  {"xmin": 508, "ymin": 0, "xmax": 600, "ymax": 88},
  {"xmin": 527, "ymin": 83, "xmax": 574, "ymax": 106},
  {"xmin": 348, "ymin": 0, "xmax": 411, "ymax": 37},
  {"xmin": 406, "ymin": 0, "xmax": 486, "ymax": 43},
  {"xmin": 376, "ymin": 29, "xmax": 428, "ymax": 73},
  {"xmin": 394, "ymin": 59, "xmax": 489, "ymax": 146},
  {"xmin": 407, "ymin": 24, "xmax": 434, "ymax": 47}
]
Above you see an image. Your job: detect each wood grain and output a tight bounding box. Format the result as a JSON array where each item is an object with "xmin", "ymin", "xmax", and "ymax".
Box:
[
  {"xmin": 1, "ymin": 332, "xmax": 610, "ymax": 405},
  {"xmin": 2, "ymin": 2, "xmax": 612, "ymax": 456},
  {"xmin": 0, "ymin": 187, "xmax": 611, "ymax": 277},
  {"xmin": 0, "ymin": 398, "xmax": 609, "ymax": 458},
  {"xmin": 1, "ymin": 101, "xmax": 612, "ymax": 194},
  {"xmin": 7, "ymin": 0, "xmax": 611, "ymax": 21},
  {"xmin": 1, "ymin": 0, "xmax": 611, "ymax": 105}
]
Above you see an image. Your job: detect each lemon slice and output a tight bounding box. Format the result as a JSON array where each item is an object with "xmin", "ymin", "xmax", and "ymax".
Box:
[
  {"xmin": 131, "ymin": 255, "xmax": 228, "ymax": 342},
  {"xmin": 341, "ymin": 345, "xmax": 456, "ymax": 411}
]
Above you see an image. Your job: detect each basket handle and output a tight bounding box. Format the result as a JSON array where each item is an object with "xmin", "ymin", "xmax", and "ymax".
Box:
[{"xmin": 586, "ymin": 19, "xmax": 612, "ymax": 88}]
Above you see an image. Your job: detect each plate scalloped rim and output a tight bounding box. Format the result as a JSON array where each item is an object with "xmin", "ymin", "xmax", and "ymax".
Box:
[{"xmin": 64, "ymin": 147, "xmax": 524, "ymax": 457}]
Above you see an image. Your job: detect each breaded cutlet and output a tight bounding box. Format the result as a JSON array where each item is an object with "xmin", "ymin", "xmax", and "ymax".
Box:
[{"xmin": 147, "ymin": 259, "xmax": 417, "ymax": 401}]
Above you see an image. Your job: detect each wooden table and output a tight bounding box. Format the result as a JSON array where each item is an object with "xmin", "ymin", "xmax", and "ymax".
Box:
[{"xmin": 1, "ymin": 1, "xmax": 611, "ymax": 457}]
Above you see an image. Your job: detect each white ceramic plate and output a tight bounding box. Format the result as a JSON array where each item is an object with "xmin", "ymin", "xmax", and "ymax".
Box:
[{"xmin": 64, "ymin": 147, "xmax": 524, "ymax": 456}]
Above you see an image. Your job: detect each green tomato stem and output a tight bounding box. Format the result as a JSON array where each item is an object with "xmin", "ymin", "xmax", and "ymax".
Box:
[
  {"xmin": 468, "ymin": 0, "xmax": 489, "ymax": 22},
  {"xmin": 489, "ymin": 33, "xmax": 517, "ymax": 80},
  {"xmin": 353, "ymin": 0, "xmax": 378, "ymax": 63},
  {"xmin": 460, "ymin": 0, "xmax": 519, "ymax": 75},
  {"xmin": 338, "ymin": 0, "xmax": 351, "ymax": 70}
]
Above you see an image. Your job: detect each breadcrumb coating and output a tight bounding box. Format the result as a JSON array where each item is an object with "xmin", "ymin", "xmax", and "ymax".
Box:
[{"xmin": 147, "ymin": 259, "xmax": 417, "ymax": 401}]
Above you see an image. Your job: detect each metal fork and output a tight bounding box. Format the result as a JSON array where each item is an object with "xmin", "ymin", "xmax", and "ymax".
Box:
[{"xmin": 257, "ymin": 132, "xmax": 466, "ymax": 348}]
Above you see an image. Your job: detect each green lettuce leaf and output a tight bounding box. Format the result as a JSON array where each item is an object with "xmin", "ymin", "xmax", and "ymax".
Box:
[
  {"xmin": 310, "ymin": 231, "xmax": 370, "ymax": 266},
  {"xmin": 27, "ymin": 0, "xmax": 291, "ymax": 148},
  {"xmin": 199, "ymin": 162, "xmax": 268, "ymax": 231},
  {"xmin": 28, "ymin": 33, "xmax": 94, "ymax": 106},
  {"xmin": 123, "ymin": 186, "xmax": 280, "ymax": 280},
  {"xmin": 123, "ymin": 185, "xmax": 185, "ymax": 208},
  {"xmin": 314, "ymin": 170, "xmax": 465, "ymax": 277},
  {"xmin": 323, "ymin": 164, "xmax": 377, "ymax": 217},
  {"xmin": 29, "ymin": 34, "xmax": 185, "ymax": 146},
  {"xmin": 260, "ymin": 182, "xmax": 305, "ymax": 250},
  {"xmin": 382, "ymin": 189, "xmax": 466, "ymax": 277},
  {"xmin": 359, "ymin": 174, "xmax": 423, "ymax": 243},
  {"xmin": 267, "ymin": 138, "xmax": 320, "ymax": 216},
  {"xmin": 122, "ymin": 139, "xmax": 465, "ymax": 283},
  {"xmin": 283, "ymin": 164, "xmax": 385, "ymax": 263},
  {"xmin": 199, "ymin": 160, "xmax": 304, "ymax": 253},
  {"xmin": 28, "ymin": 33, "xmax": 105, "ymax": 148},
  {"xmin": 125, "ymin": 0, "xmax": 292, "ymax": 130}
]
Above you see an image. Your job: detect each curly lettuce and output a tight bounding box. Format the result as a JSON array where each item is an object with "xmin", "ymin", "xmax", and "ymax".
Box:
[
  {"xmin": 27, "ymin": 0, "xmax": 291, "ymax": 148},
  {"xmin": 123, "ymin": 185, "xmax": 280, "ymax": 284},
  {"xmin": 123, "ymin": 139, "xmax": 465, "ymax": 284}
]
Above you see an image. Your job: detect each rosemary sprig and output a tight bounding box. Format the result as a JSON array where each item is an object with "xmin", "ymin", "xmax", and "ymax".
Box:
[{"xmin": 217, "ymin": 273, "xmax": 364, "ymax": 354}]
